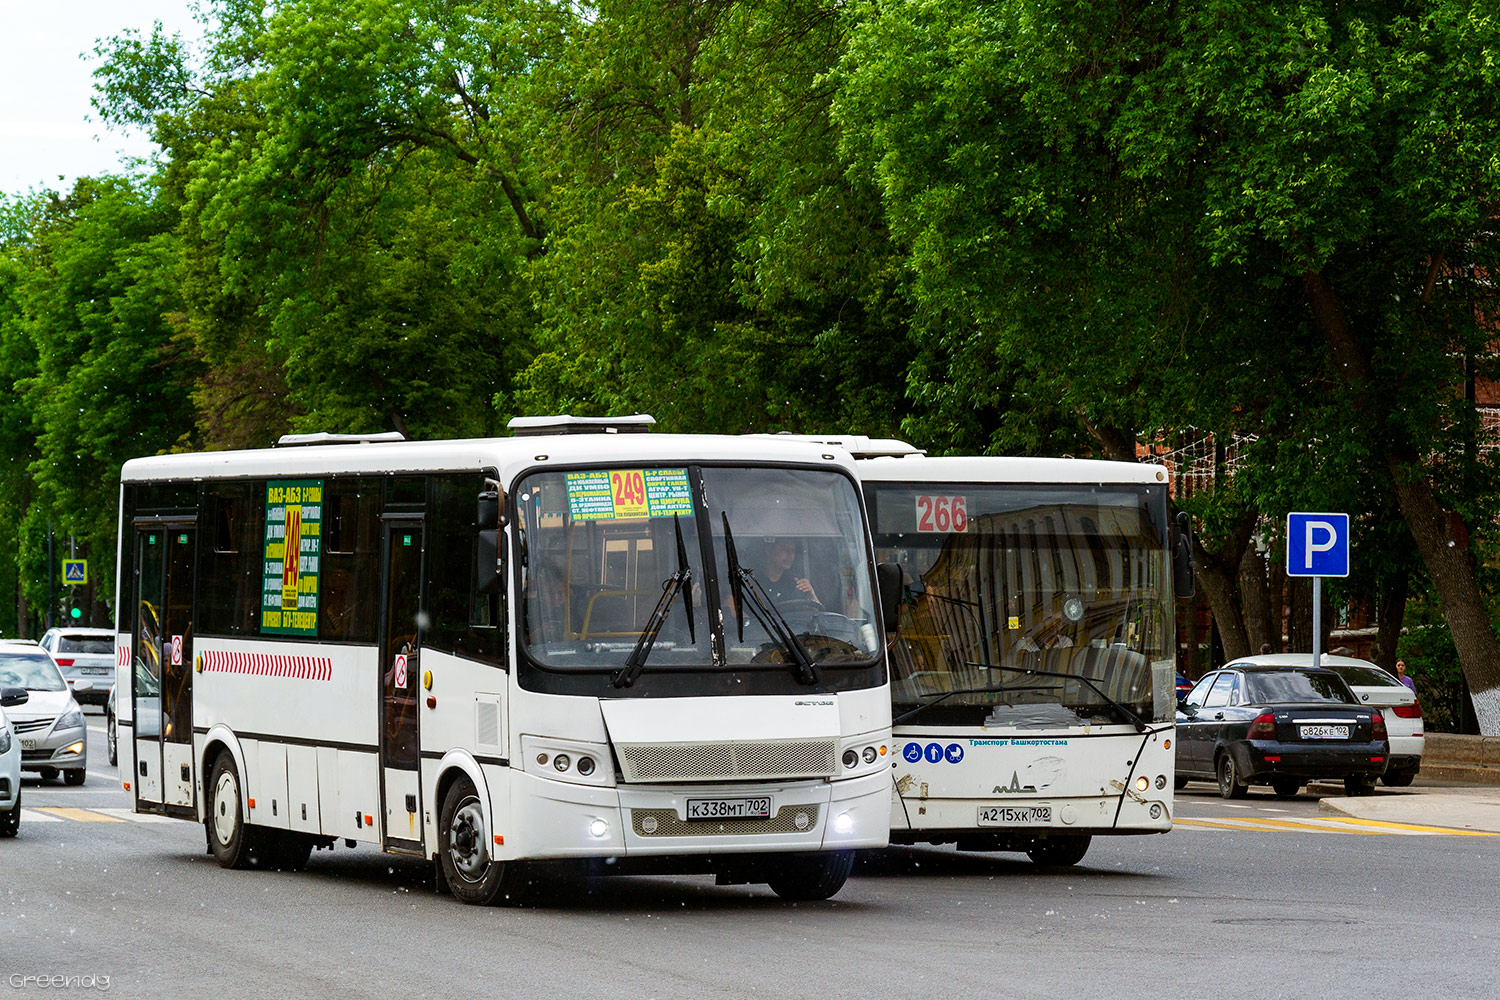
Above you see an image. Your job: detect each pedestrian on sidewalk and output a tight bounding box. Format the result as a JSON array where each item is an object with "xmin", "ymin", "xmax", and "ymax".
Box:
[{"xmin": 1395, "ymin": 658, "xmax": 1416, "ymax": 692}]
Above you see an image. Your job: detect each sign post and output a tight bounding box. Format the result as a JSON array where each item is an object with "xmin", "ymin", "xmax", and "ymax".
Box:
[{"xmin": 1286, "ymin": 513, "xmax": 1350, "ymax": 668}]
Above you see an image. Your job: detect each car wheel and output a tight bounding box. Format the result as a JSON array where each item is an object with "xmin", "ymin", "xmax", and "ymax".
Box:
[
  {"xmin": 767, "ymin": 850, "xmax": 855, "ymax": 900},
  {"xmin": 1271, "ymin": 778, "xmax": 1301, "ymax": 798},
  {"xmin": 106, "ymin": 710, "xmax": 117, "ymax": 766},
  {"xmin": 1216, "ymin": 753, "xmax": 1248, "ymax": 799},
  {"xmin": 207, "ymin": 753, "xmax": 264, "ymax": 869},
  {"xmin": 440, "ymin": 777, "xmax": 530, "ymax": 906},
  {"xmin": 0, "ymin": 789, "xmax": 18, "ymax": 838},
  {"xmin": 1027, "ymin": 835, "xmax": 1092, "ymax": 867},
  {"xmin": 1381, "ymin": 768, "xmax": 1416, "ymax": 788},
  {"xmin": 1173, "ymin": 776, "xmax": 1189, "ymax": 791},
  {"xmin": 64, "ymin": 768, "xmax": 85, "ymax": 786},
  {"xmin": 1343, "ymin": 774, "xmax": 1378, "ymax": 797}
]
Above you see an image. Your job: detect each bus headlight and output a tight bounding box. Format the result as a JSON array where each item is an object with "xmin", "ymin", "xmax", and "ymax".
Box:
[
  {"xmin": 1135, "ymin": 776, "xmax": 1149, "ymax": 793},
  {"xmin": 832, "ymin": 812, "xmax": 855, "ymax": 835},
  {"xmin": 588, "ymin": 818, "xmax": 609, "ymax": 839},
  {"xmin": 553, "ymin": 754, "xmax": 571, "ymax": 773}
]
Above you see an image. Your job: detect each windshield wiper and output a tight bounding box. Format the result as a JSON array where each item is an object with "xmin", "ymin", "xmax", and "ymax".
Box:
[
  {"xmin": 721, "ymin": 513, "xmax": 818, "ymax": 685},
  {"xmin": 611, "ymin": 517, "xmax": 695, "ymax": 689},
  {"xmin": 963, "ymin": 662, "xmax": 1152, "ymax": 732}
]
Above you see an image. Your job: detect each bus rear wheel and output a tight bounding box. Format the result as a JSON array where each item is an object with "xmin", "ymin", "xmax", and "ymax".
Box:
[
  {"xmin": 1027, "ymin": 835, "xmax": 1091, "ymax": 867},
  {"xmin": 766, "ymin": 850, "xmax": 854, "ymax": 901},
  {"xmin": 439, "ymin": 777, "xmax": 528, "ymax": 906}
]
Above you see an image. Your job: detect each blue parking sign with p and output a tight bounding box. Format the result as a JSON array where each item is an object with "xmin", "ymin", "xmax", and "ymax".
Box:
[{"xmin": 1286, "ymin": 513, "xmax": 1349, "ymax": 578}]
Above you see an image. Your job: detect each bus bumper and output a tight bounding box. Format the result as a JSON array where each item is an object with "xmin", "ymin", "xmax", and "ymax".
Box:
[
  {"xmin": 502, "ymin": 768, "xmax": 889, "ymax": 860},
  {"xmin": 890, "ymin": 790, "xmax": 1172, "ymax": 843}
]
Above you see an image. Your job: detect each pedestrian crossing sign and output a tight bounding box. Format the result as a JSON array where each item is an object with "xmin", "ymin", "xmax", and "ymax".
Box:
[{"xmin": 63, "ymin": 559, "xmax": 87, "ymax": 585}]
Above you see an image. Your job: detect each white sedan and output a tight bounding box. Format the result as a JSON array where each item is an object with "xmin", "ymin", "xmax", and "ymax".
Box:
[{"xmin": 1, "ymin": 685, "xmax": 27, "ymax": 836}]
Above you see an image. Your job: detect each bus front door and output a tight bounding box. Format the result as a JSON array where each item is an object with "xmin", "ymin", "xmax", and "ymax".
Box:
[
  {"xmin": 131, "ymin": 524, "xmax": 196, "ymax": 814},
  {"xmin": 379, "ymin": 522, "xmax": 425, "ymax": 853}
]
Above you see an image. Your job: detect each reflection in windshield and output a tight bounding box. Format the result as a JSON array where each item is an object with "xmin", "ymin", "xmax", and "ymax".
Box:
[
  {"xmin": 871, "ymin": 483, "xmax": 1174, "ymax": 725},
  {"xmin": 517, "ymin": 466, "xmax": 881, "ymax": 679},
  {"xmin": 0, "ymin": 654, "xmax": 66, "ymax": 692}
]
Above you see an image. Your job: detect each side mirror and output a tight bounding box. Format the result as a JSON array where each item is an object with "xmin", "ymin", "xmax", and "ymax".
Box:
[
  {"xmin": 72, "ymin": 678, "xmax": 94, "ymax": 693},
  {"xmin": 0, "ymin": 686, "xmax": 28, "ymax": 708},
  {"xmin": 876, "ymin": 561, "xmax": 903, "ymax": 634},
  {"xmin": 476, "ymin": 489, "xmax": 505, "ymax": 595},
  {"xmin": 1173, "ymin": 510, "xmax": 1196, "ymax": 599}
]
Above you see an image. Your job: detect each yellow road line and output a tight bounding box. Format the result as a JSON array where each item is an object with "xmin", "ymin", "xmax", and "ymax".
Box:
[
  {"xmin": 1176, "ymin": 817, "xmax": 1369, "ymax": 835},
  {"xmin": 1316, "ymin": 816, "xmax": 1497, "ymax": 837},
  {"xmin": 34, "ymin": 807, "xmax": 125, "ymax": 823}
]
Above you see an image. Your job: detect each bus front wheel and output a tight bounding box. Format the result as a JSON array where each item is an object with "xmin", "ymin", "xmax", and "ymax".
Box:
[
  {"xmin": 766, "ymin": 850, "xmax": 853, "ymax": 901},
  {"xmin": 207, "ymin": 753, "xmax": 261, "ymax": 869},
  {"xmin": 439, "ymin": 777, "xmax": 528, "ymax": 906},
  {"xmin": 1026, "ymin": 835, "xmax": 1091, "ymax": 867}
]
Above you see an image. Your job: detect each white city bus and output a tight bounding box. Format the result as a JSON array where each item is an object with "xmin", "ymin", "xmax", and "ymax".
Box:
[
  {"xmin": 114, "ymin": 418, "xmax": 896, "ymax": 903},
  {"xmin": 789, "ymin": 439, "xmax": 1190, "ymax": 866}
]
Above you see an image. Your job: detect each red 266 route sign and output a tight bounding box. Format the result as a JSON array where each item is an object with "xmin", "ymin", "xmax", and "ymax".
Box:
[{"xmin": 914, "ymin": 495, "xmax": 969, "ymax": 533}]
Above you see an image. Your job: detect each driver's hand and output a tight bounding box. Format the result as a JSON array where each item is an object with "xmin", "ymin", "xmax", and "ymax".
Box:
[{"xmin": 796, "ymin": 578, "xmax": 818, "ymax": 602}]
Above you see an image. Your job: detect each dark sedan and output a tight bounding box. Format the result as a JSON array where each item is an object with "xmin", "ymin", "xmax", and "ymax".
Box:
[{"xmin": 1175, "ymin": 664, "xmax": 1388, "ymax": 798}]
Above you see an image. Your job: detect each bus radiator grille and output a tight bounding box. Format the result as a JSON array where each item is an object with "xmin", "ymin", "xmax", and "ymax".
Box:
[
  {"xmin": 630, "ymin": 804, "xmax": 822, "ymax": 836},
  {"xmin": 616, "ymin": 740, "xmax": 838, "ymax": 783}
]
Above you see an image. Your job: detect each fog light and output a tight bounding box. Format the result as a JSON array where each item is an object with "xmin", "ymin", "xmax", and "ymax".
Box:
[
  {"xmin": 1155, "ymin": 775, "xmax": 1167, "ymax": 790},
  {"xmin": 794, "ymin": 812, "xmax": 810, "ymax": 830},
  {"xmin": 843, "ymin": 749, "xmax": 859, "ymax": 769},
  {"xmin": 588, "ymin": 818, "xmax": 608, "ymax": 838},
  {"xmin": 577, "ymin": 756, "xmax": 596, "ymax": 776},
  {"xmin": 862, "ymin": 746, "xmax": 877, "ymax": 764},
  {"xmin": 553, "ymin": 754, "xmax": 571, "ymax": 772},
  {"xmin": 641, "ymin": 815, "xmax": 659, "ymax": 834},
  {"xmin": 1135, "ymin": 776, "xmax": 1149, "ymax": 792},
  {"xmin": 833, "ymin": 812, "xmax": 855, "ymax": 835},
  {"xmin": 65, "ymin": 742, "xmax": 85, "ymax": 756}
]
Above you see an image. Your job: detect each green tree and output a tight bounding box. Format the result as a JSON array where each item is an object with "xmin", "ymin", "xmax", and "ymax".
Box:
[{"xmin": 833, "ymin": 0, "xmax": 1500, "ymax": 729}]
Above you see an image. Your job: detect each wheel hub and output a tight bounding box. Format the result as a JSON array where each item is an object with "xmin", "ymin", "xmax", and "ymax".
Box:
[
  {"xmin": 212, "ymin": 770, "xmax": 239, "ymax": 846},
  {"xmin": 448, "ymin": 799, "xmax": 488, "ymax": 881}
]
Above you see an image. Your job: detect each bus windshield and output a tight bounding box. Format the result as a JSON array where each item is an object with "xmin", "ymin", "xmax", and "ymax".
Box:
[
  {"xmin": 869, "ymin": 482, "xmax": 1174, "ymax": 726},
  {"xmin": 515, "ymin": 465, "xmax": 881, "ymax": 688}
]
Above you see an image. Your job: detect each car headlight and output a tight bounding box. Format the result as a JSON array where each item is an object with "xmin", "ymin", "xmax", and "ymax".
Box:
[
  {"xmin": 0, "ymin": 729, "xmax": 10, "ymax": 755},
  {"xmin": 57, "ymin": 709, "xmax": 84, "ymax": 730}
]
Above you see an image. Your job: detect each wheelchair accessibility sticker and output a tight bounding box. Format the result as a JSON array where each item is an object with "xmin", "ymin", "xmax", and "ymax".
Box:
[{"xmin": 904, "ymin": 742, "xmax": 965, "ymax": 764}]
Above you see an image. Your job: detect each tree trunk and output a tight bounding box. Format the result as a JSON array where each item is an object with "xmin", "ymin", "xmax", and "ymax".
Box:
[
  {"xmin": 1191, "ymin": 518, "xmax": 1254, "ymax": 662},
  {"xmin": 1304, "ymin": 269, "xmax": 1500, "ymax": 733},
  {"xmin": 1239, "ymin": 542, "xmax": 1274, "ymax": 655},
  {"xmin": 1268, "ymin": 557, "xmax": 1286, "ymax": 653},
  {"xmin": 1374, "ymin": 571, "xmax": 1408, "ymax": 672},
  {"xmin": 1288, "ymin": 577, "xmax": 1313, "ymax": 653}
]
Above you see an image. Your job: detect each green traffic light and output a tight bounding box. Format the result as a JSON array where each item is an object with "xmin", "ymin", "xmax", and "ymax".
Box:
[{"xmin": 69, "ymin": 607, "xmax": 82, "ymax": 619}]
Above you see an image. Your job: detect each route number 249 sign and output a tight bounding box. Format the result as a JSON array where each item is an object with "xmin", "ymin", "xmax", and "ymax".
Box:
[{"xmin": 915, "ymin": 495, "xmax": 969, "ymax": 533}]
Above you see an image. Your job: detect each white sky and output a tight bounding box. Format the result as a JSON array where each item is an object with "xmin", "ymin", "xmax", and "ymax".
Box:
[{"xmin": 0, "ymin": 1, "xmax": 202, "ymax": 196}]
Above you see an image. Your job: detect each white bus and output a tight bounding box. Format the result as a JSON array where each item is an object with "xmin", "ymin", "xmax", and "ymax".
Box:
[
  {"xmin": 792, "ymin": 439, "xmax": 1190, "ymax": 865},
  {"xmin": 114, "ymin": 418, "xmax": 897, "ymax": 903}
]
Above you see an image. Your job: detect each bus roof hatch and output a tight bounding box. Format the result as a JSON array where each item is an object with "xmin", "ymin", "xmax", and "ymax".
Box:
[{"xmin": 507, "ymin": 414, "xmax": 657, "ymax": 436}]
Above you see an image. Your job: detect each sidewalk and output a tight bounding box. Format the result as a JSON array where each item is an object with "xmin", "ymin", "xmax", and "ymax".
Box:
[{"xmin": 1317, "ymin": 785, "xmax": 1500, "ymax": 833}]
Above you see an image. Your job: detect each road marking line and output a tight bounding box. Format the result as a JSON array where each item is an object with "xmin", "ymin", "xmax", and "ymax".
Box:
[
  {"xmin": 92, "ymin": 808, "xmax": 179, "ymax": 823},
  {"xmin": 1175, "ymin": 818, "xmax": 1369, "ymax": 835},
  {"xmin": 35, "ymin": 807, "xmax": 125, "ymax": 823},
  {"xmin": 1316, "ymin": 816, "xmax": 1498, "ymax": 837},
  {"xmin": 19, "ymin": 809, "xmax": 62, "ymax": 823}
]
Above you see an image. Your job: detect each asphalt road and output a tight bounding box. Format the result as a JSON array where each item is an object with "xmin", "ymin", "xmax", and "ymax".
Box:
[{"xmin": 3, "ymin": 716, "xmax": 1496, "ymax": 1000}]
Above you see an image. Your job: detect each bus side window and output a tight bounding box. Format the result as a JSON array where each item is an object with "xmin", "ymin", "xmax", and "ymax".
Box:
[{"xmin": 319, "ymin": 480, "xmax": 381, "ymax": 644}]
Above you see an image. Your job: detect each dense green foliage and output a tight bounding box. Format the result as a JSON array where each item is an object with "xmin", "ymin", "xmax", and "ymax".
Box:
[{"xmin": 3, "ymin": 0, "xmax": 1500, "ymax": 727}]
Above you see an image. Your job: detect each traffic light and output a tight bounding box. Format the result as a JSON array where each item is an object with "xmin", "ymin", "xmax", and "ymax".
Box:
[{"xmin": 69, "ymin": 606, "xmax": 82, "ymax": 620}]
